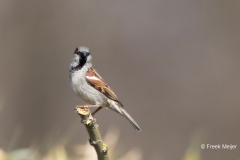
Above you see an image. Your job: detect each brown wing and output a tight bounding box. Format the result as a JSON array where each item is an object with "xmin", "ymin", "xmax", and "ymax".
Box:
[{"xmin": 85, "ymin": 67, "xmax": 118, "ymax": 101}]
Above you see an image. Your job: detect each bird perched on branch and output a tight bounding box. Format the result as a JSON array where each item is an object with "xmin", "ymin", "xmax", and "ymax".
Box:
[{"xmin": 69, "ymin": 46, "xmax": 141, "ymax": 131}]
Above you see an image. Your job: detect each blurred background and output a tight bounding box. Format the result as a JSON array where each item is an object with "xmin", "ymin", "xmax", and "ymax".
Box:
[{"xmin": 0, "ymin": 0, "xmax": 240, "ymax": 160}]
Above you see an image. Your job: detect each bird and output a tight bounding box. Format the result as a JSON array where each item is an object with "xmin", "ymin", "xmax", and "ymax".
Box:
[{"xmin": 69, "ymin": 46, "xmax": 141, "ymax": 131}]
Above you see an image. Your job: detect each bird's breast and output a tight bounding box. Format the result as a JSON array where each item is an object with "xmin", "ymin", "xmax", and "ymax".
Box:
[{"xmin": 70, "ymin": 69, "xmax": 108, "ymax": 106}]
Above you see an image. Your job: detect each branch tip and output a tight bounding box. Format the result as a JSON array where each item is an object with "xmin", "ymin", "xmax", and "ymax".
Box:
[{"xmin": 76, "ymin": 106, "xmax": 90, "ymax": 115}]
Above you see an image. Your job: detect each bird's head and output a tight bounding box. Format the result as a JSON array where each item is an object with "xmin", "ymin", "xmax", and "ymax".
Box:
[{"xmin": 70, "ymin": 46, "xmax": 92, "ymax": 70}]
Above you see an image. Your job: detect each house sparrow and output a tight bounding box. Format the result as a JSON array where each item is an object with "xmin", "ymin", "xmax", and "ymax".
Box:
[{"xmin": 69, "ymin": 46, "xmax": 141, "ymax": 131}]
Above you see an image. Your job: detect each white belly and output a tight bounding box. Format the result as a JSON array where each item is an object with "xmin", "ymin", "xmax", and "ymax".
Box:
[{"xmin": 70, "ymin": 67, "xmax": 108, "ymax": 107}]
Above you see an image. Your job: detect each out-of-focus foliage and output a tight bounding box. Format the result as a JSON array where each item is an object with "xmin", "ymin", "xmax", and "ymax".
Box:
[
  {"xmin": 0, "ymin": 128, "xmax": 143, "ymax": 160},
  {"xmin": 182, "ymin": 131, "xmax": 204, "ymax": 160}
]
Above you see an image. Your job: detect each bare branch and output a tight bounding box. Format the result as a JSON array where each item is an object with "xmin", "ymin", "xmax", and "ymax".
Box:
[{"xmin": 76, "ymin": 107, "xmax": 109, "ymax": 160}]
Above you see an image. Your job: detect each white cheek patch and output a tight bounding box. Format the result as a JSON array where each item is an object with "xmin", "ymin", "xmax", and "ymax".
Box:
[
  {"xmin": 87, "ymin": 55, "xmax": 92, "ymax": 62},
  {"xmin": 72, "ymin": 61, "xmax": 78, "ymax": 67},
  {"xmin": 71, "ymin": 55, "xmax": 79, "ymax": 67}
]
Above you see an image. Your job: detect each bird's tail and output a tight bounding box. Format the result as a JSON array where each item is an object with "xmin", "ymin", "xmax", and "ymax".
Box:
[{"xmin": 108, "ymin": 100, "xmax": 141, "ymax": 131}]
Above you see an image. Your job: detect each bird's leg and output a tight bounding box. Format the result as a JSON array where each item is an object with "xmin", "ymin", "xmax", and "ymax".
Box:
[{"xmin": 92, "ymin": 107, "xmax": 103, "ymax": 116}]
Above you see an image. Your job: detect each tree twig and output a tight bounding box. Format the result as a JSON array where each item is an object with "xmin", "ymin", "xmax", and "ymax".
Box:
[{"xmin": 76, "ymin": 107, "xmax": 109, "ymax": 160}]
